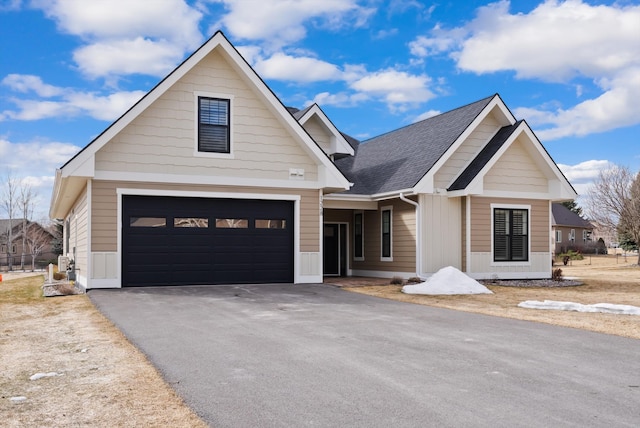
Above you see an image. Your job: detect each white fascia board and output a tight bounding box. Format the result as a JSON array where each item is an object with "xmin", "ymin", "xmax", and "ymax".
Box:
[
  {"xmin": 298, "ymin": 104, "xmax": 354, "ymax": 156},
  {"xmin": 413, "ymin": 95, "xmax": 515, "ymax": 194},
  {"xmin": 323, "ymin": 193, "xmax": 378, "ymax": 210},
  {"xmin": 94, "ymin": 170, "xmax": 324, "ymax": 190}
]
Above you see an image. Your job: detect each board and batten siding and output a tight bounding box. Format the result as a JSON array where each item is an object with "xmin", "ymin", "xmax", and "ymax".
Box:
[
  {"xmin": 483, "ymin": 137, "xmax": 548, "ymax": 193},
  {"xmin": 468, "ymin": 196, "xmax": 551, "ymax": 278},
  {"xmin": 351, "ymin": 198, "xmax": 416, "ymax": 274},
  {"xmin": 420, "ymin": 194, "xmax": 462, "ymax": 273},
  {"xmin": 90, "ymin": 181, "xmax": 321, "ymax": 252},
  {"xmin": 433, "ymin": 112, "xmax": 500, "ymax": 189},
  {"xmin": 94, "ymin": 49, "xmax": 318, "ymax": 182}
]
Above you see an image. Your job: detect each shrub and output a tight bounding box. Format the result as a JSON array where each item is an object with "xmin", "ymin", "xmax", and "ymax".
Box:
[
  {"xmin": 389, "ymin": 276, "xmax": 404, "ymax": 285},
  {"xmin": 53, "ymin": 272, "xmax": 66, "ymax": 281},
  {"xmin": 406, "ymin": 277, "xmax": 422, "ymax": 284},
  {"xmin": 552, "ymin": 268, "xmax": 563, "ymax": 281}
]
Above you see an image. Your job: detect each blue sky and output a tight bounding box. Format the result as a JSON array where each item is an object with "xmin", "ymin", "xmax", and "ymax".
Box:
[{"xmin": 1, "ymin": 0, "xmax": 639, "ymax": 220}]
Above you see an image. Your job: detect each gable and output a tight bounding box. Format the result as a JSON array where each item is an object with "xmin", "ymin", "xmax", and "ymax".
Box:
[
  {"xmin": 94, "ymin": 49, "xmax": 319, "ymax": 183},
  {"xmin": 301, "ymin": 115, "xmax": 333, "ymax": 156},
  {"xmin": 51, "ymin": 32, "xmax": 350, "ymax": 218},
  {"xmin": 483, "ymin": 137, "xmax": 548, "ymax": 193}
]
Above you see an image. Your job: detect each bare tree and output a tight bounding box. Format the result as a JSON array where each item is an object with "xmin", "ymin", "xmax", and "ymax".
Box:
[
  {"xmin": 1, "ymin": 171, "xmax": 19, "ymax": 271},
  {"xmin": 18, "ymin": 183, "xmax": 35, "ymax": 270},
  {"xmin": 586, "ymin": 165, "xmax": 640, "ymax": 265},
  {"xmin": 26, "ymin": 221, "xmax": 51, "ymax": 272}
]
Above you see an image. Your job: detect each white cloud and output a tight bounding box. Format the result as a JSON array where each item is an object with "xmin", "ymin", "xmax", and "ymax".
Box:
[
  {"xmin": 214, "ymin": 0, "xmax": 373, "ymax": 48},
  {"xmin": 2, "ymin": 74, "xmax": 64, "ymax": 97},
  {"xmin": 413, "ymin": 109, "xmax": 441, "ymax": 123},
  {"xmin": 34, "ymin": 0, "xmax": 203, "ymax": 79},
  {"xmin": 0, "ymin": 136, "xmax": 82, "ymax": 217},
  {"xmin": 349, "ymin": 69, "xmax": 435, "ymax": 109},
  {"xmin": 557, "ymin": 159, "xmax": 613, "ymax": 196},
  {"xmin": 254, "ymin": 53, "xmax": 342, "ymax": 83},
  {"xmin": 311, "ymin": 91, "xmax": 369, "ymax": 107},
  {"xmin": 408, "ymin": 0, "xmax": 640, "ymax": 140},
  {"xmin": 1, "ymin": 74, "xmax": 145, "ymax": 121}
]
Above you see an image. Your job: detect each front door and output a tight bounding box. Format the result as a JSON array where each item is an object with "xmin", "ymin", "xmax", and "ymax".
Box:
[{"xmin": 323, "ymin": 223, "xmax": 347, "ymax": 276}]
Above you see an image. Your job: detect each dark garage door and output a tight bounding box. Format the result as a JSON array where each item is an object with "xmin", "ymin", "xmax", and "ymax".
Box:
[{"xmin": 122, "ymin": 195, "xmax": 294, "ymax": 286}]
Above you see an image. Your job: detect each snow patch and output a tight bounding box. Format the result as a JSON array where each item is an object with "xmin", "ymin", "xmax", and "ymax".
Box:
[
  {"xmin": 10, "ymin": 396, "xmax": 27, "ymax": 403},
  {"xmin": 518, "ymin": 300, "xmax": 640, "ymax": 315},
  {"xmin": 402, "ymin": 266, "xmax": 493, "ymax": 295},
  {"xmin": 30, "ymin": 372, "xmax": 62, "ymax": 381}
]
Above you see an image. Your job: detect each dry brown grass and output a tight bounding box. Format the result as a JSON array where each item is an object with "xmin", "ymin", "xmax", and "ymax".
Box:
[
  {"xmin": 0, "ymin": 275, "xmax": 207, "ymax": 427},
  {"xmin": 344, "ymin": 255, "xmax": 640, "ymax": 340}
]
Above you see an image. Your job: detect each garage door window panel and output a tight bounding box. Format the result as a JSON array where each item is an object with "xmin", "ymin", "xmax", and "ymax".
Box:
[
  {"xmin": 216, "ymin": 218, "xmax": 248, "ymax": 228},
  {"xmin": 130, "ymin": 217, "xmax": 166, "ymax": 227},
  {"xmin": 255, "ymin": 219, "xmax": 287, "ymax": 229},
  {"xmin": 174, "ymin": 217, "xmax": 209, "ymax": 228}
]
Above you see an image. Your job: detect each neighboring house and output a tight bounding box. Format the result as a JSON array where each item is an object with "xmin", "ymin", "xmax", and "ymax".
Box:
[
  {"xmin": 49, "ymin": 32, "xmax": 576, "ymax": 289},
  {"xmin": 551, "ymin": 203, "xmax": 594, "ymax": 254},
  {"xmin": 1, "ymin": 219, "xmax": 57, "ymax": 270}
]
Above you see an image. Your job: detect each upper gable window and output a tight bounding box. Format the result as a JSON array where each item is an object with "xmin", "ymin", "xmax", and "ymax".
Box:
[{"xmin": 198, "ymin": 97, "xmax": 230, "ymax": 153}]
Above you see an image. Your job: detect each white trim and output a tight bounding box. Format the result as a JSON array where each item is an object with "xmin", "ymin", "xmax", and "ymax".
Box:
[
  {"xmin": 490, "ymin": 203, "xmax": 531, "ymax": 266},
  {"xmin": 193, "ymin": 91, "xmax": 235, "ymax": 159},
  {"xmin": 86, "ymin": 180, "xmax": 93, "ymax": 289},
  {"xmin": 114, "ymin": 188, "xmax": 302, "ymax": 288},
  {"xmin": 466, "ymin": 196, "xmax": 471, "ymax": 274},
  {"xmin": 94, "ymin": 171, "xmax": 323, "ymax": 189},
  {"xmin": 350, "ymin": 269, "xmax": 415, "ymax": 279},
  {"xmin": 297, "ymin": 104, "xmax": 354, "ymax": 156},
  {"xmin": 399, "ymin": 193, "xmax": 420, "ymax": 275},
  {"xmin": 380, "ymin": 205, "xmax": 393, "ymax": 262},
  {"xmin": 555, "ymin": 230, "xmax": 562, "ymax": 243}
]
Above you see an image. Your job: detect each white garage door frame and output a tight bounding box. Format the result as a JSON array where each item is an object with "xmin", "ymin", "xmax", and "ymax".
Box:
[{"xmin": 112, "ymin": 188, "xmax": 313, "ymax": 287}]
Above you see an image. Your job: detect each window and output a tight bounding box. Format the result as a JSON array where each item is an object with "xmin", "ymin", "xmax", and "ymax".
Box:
[
  {"xmin": 570, "ymin": 229, "xmax": 575, "ymax": 242},
  {"xmin": 583, "ymin": 230, "xmax": 588, "ymax": 242},
  {"xmin": 555, "ymin": 230, "xmax": 562, "ymax": 243},
  {"xmin": 198, "ymin": 97, "xmax": 230, "ymax": 153},
  {"xmin": 354, "ymin": 212, "xmax": 364, "ymax": 260},
  {"xmin": 255, "ymin": 219, "xmax": 286, "ymax": 229},
  {"xmin": 381, "ymin": 207, "xmax": 392, "ymax": 260},
  {"xmin": 215, "ymin": 218, "xmax": 248, "ymax": 228},
  {"xmin": 494, "ymin": 208, "xmax": 528, "ymax": 262},
  {"xmin": 1, "ymin": 244, "xmax": 5, "ymax": 253},
  {"xmin": 130, "ymin": 217, "xmax": 166, "ymax": 228},
  {"xmin": 174, "ymin": 218, "xmax": 208, "ymax": 228}
]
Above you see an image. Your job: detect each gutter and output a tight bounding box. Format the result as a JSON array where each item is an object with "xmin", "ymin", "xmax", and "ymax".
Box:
[{"xmin": 399, "ymin": 193, "xmax": 422, "ymax": 278}]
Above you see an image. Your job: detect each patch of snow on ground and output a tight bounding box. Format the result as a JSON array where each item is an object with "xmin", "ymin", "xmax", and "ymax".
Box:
[
  {"xmin": 402, "ymin": 266, "xmax": 493, "ymax": 295},
  {"xmin": 30, "ymin": 372, "xmax": 62, "ymax": 381},
  {"xmin": 518, "ymin": 300, "xmax": 640, "ymax": 315}
]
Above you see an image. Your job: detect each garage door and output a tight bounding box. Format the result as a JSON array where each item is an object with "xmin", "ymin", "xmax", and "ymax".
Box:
[{"xmin": 122, "ymin": 195, "xmax": 294, "ymax": 286}]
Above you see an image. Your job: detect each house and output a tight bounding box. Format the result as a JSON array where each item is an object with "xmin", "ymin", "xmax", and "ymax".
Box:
[
  {"xmin": 49, "ymin": 31, "xmax": 576, "ymax": 289},
  {"xmin": 551, "ymin": 203, "xmax": 595, "ymax": 255},
  {"xmin": 1, "ymin": 219, "xmax": 57, "ymax": 270}
]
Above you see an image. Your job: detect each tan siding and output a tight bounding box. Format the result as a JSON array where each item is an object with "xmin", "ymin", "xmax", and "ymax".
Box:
[
  {"xmin": 94, "ymin": 49, "xmax": 318, "ymax": 182},
  {"xmin": 67, "ymin": 186, "xmax": 88, "ymax": 277},
  {"xmin": 303, "ymin": 116, "xmax": 332, "ymax": 155},
  {"xmin": 352, "ymin": 199, "xmax": 416, "ymax": 273},
  {"xmin": 470, "ymin": 197, "xmax": 550, "ymax": 252},
  {"xmin": 484, "ymin": 137, "xmax": 548, "ymax": 193},
  {"xmin": 434, "ymin": 112, "xmax": 500, "ymax": 189},
  {"xmin": 90, "ymin": 181, "xmax": 320, "ymax": 252}
]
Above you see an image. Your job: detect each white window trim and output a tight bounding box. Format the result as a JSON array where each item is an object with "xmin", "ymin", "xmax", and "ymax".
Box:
[
  {"xmin": 570, "ymin": 229, "xmax": 575, "ymax": 242},
  {"xmin": 555, "ymin": 230, "xmax": 562, "ymax": 243},
  {"xmin": 380, "ymin": 205, "xmax": 393, "ymax": 262},
  {"xmin": 490, "ymin": 203, "xmax": 531, "ymax": 267},
  {"xmin": 582, "ymin": 229, "xmax": 588, "ymax": 242},
  {"xmin": 354, "ymin": 211, "xmax": 364, "ymax": 261},
  {"xmin": 194, "ymin": 91, "xmax": 234, "ymax": 159}
]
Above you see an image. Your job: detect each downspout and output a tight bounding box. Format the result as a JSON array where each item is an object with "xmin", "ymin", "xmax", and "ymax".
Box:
[{"xmin": 399, "ymin": 193, "xmax": 422, "ymax": 278}]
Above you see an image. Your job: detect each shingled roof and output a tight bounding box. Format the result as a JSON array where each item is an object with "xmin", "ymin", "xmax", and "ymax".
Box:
[
  {"xmin": 552, "ymin": 203, "xmax": 593, "ymax": 228},
  {"xmin": 334, "ymin": 95, "xmax": 494, "ymax": 195}
]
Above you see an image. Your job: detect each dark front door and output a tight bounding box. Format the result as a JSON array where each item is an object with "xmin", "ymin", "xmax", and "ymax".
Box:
[
  {"xmin": 323, "ymin": 223, "xmax": 347, "ymax": 276},
  {"xmin": 122, "ymin": 195, "xmax": 294, "ymax": 286}
]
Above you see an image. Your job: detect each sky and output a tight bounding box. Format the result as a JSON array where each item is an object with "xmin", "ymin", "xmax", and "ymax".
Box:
[{"xmin": 1, "ymin": 0, "xmax": 639, "ymax": 220}]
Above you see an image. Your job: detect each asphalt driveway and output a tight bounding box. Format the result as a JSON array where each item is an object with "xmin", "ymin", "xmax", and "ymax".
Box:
[{"xmin": 89, "ymin": 283, "xmax": 640, "ymax": 427}]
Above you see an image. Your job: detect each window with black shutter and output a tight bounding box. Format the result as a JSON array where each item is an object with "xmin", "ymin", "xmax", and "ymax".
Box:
[
  {"xmin": 494, "ymin": 208, "xmax": 528, "ymax": 262},
  {"xmin": 198, "ymin": 97, "xmax": 230, "ymax": 153},
  {"xmin": 381, "ymin": 208, "xmax": 392, "ymax": 259},
  {"xmin": 354, "ymin": 212, "xmax": 363, "ymax": 259}
]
